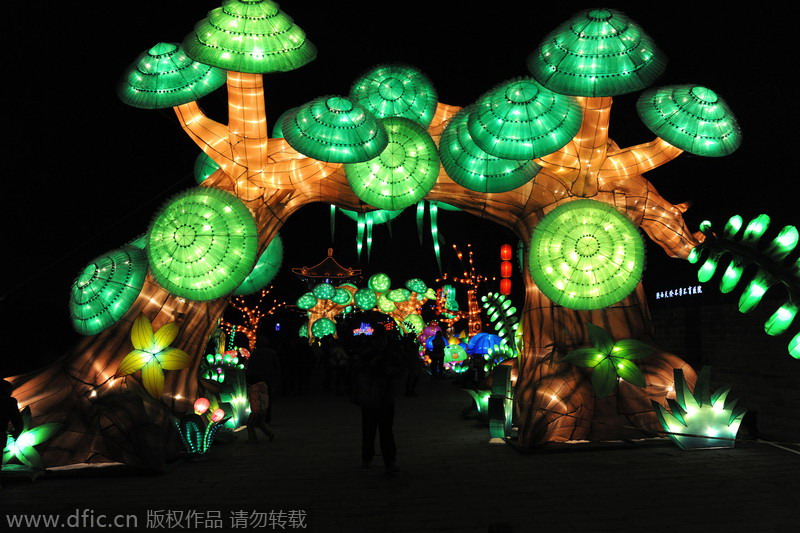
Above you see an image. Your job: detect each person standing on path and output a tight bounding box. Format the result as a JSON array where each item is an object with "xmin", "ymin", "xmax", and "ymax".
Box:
[{"xmin": 354, "ymin": 328, "xmax": 403, "ymax": 473}]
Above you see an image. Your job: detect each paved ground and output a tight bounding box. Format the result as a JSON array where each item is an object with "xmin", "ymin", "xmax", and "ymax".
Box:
[{"xmin": 2, "ymin": 376, "xmax": 799, "ymax": 533}]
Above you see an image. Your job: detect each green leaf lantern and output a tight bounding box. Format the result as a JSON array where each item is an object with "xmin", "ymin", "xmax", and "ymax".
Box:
[
  {"xmin": 194, "ymin": 152, "xmax": 220, "ymax": 185},
  {"xmin": 311, "ymin": 317, "xmax": 337, "ymax": 338},
  {"xmin": 637, "ymin": 85, "xmax": 742, "ymax": 157},
  {"xmin": 281, "ymin": 96, "xmax": 389, "ymax": 163},
  {"xmin": 345, "ymin": 117, "xmax": 440, "ymax": 210},
  {"xmin": 117, "ymin": 42, "xmax": 227, "ymax": 109},
  {"xmin": 354, "ymin": 288, "xmax": 378, "ymax": 310},
  {"xmin": 529, "ymin": 199, "xmax": 645, "ymax": 310},
  {"xmin": 2, "ymin": 407, "xmax": 61, "ymax": 471},
  {"xmin": 562, "ymin": 323, "xmax": 654, "ymax": 398},
  {"xmin": 182, "ymin": 0, "xmax": 317, "ymax": 74},
  {"xmin": 147, "ymin": 188, "xmax": 259, "ymax": 301},
  {"xmin": 350, "ymin": 64, "xmax": 438, "ymax": 128},
  {"xmin": 69, "ymin": 245, "xmax": 148, "ymax": 335},
  {"xmin": 528, "ymin": 8, "xmax": 666, "ymax": 97},
  {"xmin": 467, "ymin": 78, "xmax": 582, "ymax": 160},
  {"xmin": 233, "ymin": 233, "xmax": 283, "ymax": 295},
  {"xmin": 440, "ymin": 106, "xmax": 541, "ymax": 193}
]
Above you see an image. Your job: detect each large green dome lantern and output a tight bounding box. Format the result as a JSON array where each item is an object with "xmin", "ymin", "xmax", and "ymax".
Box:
[
  {"xmin": 467, "ymin": 78, "xmax": 582, "ymax": 160},
  {"xmin": 637, "ymin": 85, "xmax": 742, "ymax": 157},
  {"xmin": 345, "ymin": 117, "xmax": 440, "ymax": 210},
  {"xmin": 528, "ymin": 8, "xmax": 666, "ymax": 97},
  {"xmin": 528, "ymin": 199, "xmax": 645, "ymax": 310},
  {"xmin": 232, "ymin": 233, "xmax": 283, "ymax": 295},
  {"xmin": 117, "ymin": 42, "xmax": 227, "ymax": 109},
  {"xmin": 147, "ymin": 188, "xmax": 259, "ymax": 301},
  {"xmin": 440, "ymin": 106, "xmax": 541, "ymax": 193},
  {"xmin": 280, "ymin": 96, "xmax": 388, "ymax": 163},
  {"xmin": 350, "ymin": 64, "xmax": 438, "ymax": 128},
  {"xmin": 182, "ymin": 0, "xmax": 317, "ymax": 74},
  {"xmin": 69, "ymin": 246, "xmax": 148, "ymax": 335}
]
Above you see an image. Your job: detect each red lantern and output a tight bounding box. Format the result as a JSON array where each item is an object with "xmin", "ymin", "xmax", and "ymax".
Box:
[
  {"xmin": 500, "ymin": 278, "xmax": 512, "ymax": 295},
  {"xmin": 500, "ymin": 244, "xmax": 513, "ymax": 261},
  {"xmin": 210, "ymin": 408, "xmax": 225, "ymax": 423},
  {"xmin": 500, "ymin": 261, "xmax": 513, "ymax": 278},
  {"xmin": 193, "ymin": 397, "xmax": 210, "ymax": 415}
]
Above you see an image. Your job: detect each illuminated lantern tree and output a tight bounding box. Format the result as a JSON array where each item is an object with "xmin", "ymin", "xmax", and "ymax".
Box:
[{"xmin": 13, "ymin": 4, "xmax": 751, "ymax": 467}]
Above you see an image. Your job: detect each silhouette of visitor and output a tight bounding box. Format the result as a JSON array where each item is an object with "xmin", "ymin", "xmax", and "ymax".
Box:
[{"xmin": 355, "ymin": 327, "xmax": 402, "ymax": 473}]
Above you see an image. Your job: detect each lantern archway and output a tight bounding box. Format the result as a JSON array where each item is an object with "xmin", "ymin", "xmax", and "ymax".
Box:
[{"xmin": 10, "ymin": 3, "xmax": 764, "ymax": 468}]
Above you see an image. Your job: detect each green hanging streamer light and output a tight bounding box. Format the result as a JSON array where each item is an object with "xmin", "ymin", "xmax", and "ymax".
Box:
[
  {"xmin": 416, "ymin": 202, "xmax": 426, "ymax": 245},
  {"xmin": 356, "ymin": 213, "xmax": 365, "ymax": 261},
  {"xmin": 366, "ymin": 215, "xmax": 374, "ymax": 259},
  {"xmin": 330, "ymin": 204, "xmax": 336, "ymax": 243},
  {"xmin": 430, "ymin": 201, "xmax": 442, "ymax": 273}
]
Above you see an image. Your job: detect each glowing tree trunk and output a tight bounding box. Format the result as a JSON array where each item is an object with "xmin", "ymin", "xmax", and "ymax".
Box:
[{"xmin": 13, "ymin": 72, "xmax": 706, "ymax": 467}]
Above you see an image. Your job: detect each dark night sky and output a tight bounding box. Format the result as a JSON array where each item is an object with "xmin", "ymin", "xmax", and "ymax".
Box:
[{"xmin": 2, "ymin": 2, "xmax": 795, "ymax": 375}]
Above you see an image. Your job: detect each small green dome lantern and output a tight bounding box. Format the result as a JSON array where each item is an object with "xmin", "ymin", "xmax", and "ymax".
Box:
[
  {"xmin": 280, "ymin": 96, "xmax": 389, "ymax": 163},
  {"xmin": 440, "ymin": 106, "xmax": 541, "ymax": 193},
  {"xmin": 194, "ymin": 152, "xmax": 221, "ymax": 184},
  {"xmin": 467, "ymin": 78, "xmax": 582, "ymax": 160},
  {"xmin": 69, "ymin": 246, "xmax": 148, "ymax": 335},
  {"xmin": 636, "ymin": 85, "xmax": 742, "ymax": 157},
  {"xmin": 117, "ymin": 42, "xmax": 227, "ymax": 109},
  {"xmin": 528, "ymin": 8, "xmax": 666, "ymax": 97},
  {"xmin": 232, "ymin": 233, "xmax": 283, "ymax": 295},
  {"xmin": 182, "ymin": 0, "xmax": 317, "ymax": 74},
  {"xmin": 345, "ymin": 117, "xmax": 440, "ymax": 210},
  {"xmin": 350, "ymin": 64, "xmax": 438, "ymax": 128}
]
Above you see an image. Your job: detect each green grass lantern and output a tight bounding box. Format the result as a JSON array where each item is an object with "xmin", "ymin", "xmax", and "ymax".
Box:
[
  {"xmin": 350, "ymin": 64, "xmax": 438, "ymax": 128},
  {"xmin": 345, "ymin": 117, "xmax": 440, "ymax": 210},
  {"xmin": 281, "ymin": 96, "xmax": 389, "ymax": 163},
  {"xmin": 529, "ymin": 199, "xmax": 645, "ymax": 310},
  {"xmin": 528, "ymin": 8, "xmax": 666, "ymax": 97},
  {"xmin": 440, "ymin": 106, "xmax": 541, "ymax": 193},
  {"xmin": 637, "ymin": 85, "xmax": 742, "ymax": 157},
  {"xmin": 147, "ymin": 188, "xmax": 258, "ymax": 301},
  {"xmin": 233, "ymin": 233, "xmax": 283, "ymax": 295},
  {"xmin": 117, "ymin": 42, "xmax": 227, "ymax": 109},
  {"xmin": 69, "ymin": 245, "xmax": 148, "ymax": 335},
  {"xmin": 182, "ymin": 0, "xmax": 317, "ymax": 74},
  {"xmin": 467, "ymin": 78, "xmax": 582, "ymax": 160}
]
